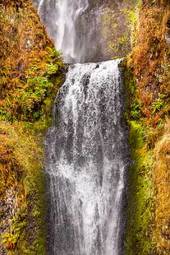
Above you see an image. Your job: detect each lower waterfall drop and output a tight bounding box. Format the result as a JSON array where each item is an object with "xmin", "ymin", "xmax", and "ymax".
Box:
[{"xmin": 45, "ymin": 60, "xmax": 129, "ymax": 255}]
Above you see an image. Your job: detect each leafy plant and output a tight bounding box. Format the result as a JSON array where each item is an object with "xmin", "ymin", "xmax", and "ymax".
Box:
[
  {"xmin": 152, "ymin": 94, "xmax": 165, "ymax": 114},
  {"xmin": 131, "ymin": 100, "xmax": 141, "ymax": 119}
]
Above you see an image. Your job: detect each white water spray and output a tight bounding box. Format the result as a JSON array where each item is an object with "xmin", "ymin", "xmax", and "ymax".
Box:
[{"xmin": 45, "ymin": 60, "xmax": 128, "ymax": 255}]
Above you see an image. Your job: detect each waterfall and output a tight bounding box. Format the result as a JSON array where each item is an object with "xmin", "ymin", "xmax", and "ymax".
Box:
[
  {"xmin": 35, "ymin": 0, "xmax": 112, "ymax": 63},
  {"xmin": 36, "ymin": 0, "xmax": 130, "ymax": 254},
  {"xmin": 37, "ymin": 0, "xmax": 89, "ymax": 62},
  {"xmin": 45, "ymin": 60, "xmax": 129, "ymax": 255}
]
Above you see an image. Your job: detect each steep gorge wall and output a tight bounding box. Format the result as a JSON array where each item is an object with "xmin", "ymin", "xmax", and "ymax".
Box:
[
  {"xmin": 0, "ymin": 0, "xmax": 169, "ymax": 255},
  {"xmin": 125, "ymin": 1, "xmax": 170, "ymax": 254},
  {"xmin": 0, "ymin": 0, "xmax": 64, "ymax": 254}
]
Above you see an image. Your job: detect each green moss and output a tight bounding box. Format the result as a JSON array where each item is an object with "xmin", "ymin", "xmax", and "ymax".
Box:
[
  {"xmin": 0, "ymin": 121, "xmax": 48, "ymax": 254},
  {"xmin": 129, "ymin": 121, "xmax": 144, "ymax": 148},
  {"xmin": 123, "ymin": 1, "xmax": 141, "ymax": 47},
  {"xmin": 0, "ymin": 2, "xmax": 65, "ymax": 253},
  {"xmin": 123, "ymin": 64, "xmax": 154, "ymax": 255},
  {"xmin": 122, "ymin": 63, "xmax": 141, "ymax": 121},
  {"xmin": 125, "ymin": 120, "xmax": 154, "ymax": 255}
]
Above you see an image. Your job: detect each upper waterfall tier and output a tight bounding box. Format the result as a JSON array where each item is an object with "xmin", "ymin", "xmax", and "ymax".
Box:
[
  {"xmin": 34, "ymin": 0, "xmax": 133, "ymax": 63},
  {"xmin": 38, "ymin": 0, "xmax": 89, "ymax": 63}
]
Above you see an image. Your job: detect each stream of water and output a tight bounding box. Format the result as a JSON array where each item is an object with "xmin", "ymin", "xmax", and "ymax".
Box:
[
  {"xmin": 35, "ymin": 0, "xmax": 110, "ymax": 63},
  {"xmin": 35, "ymin": 0, "xmax": 129, "ymax": 254},
  {"xmin": 45, "ymin": 60, "xmax": 128, "ymax": 255}
]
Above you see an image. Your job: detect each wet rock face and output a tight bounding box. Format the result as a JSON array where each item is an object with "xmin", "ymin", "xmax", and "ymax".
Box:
[{"xmin": 33, "ymin": 0, "xmax": 136, "ymax": 62}]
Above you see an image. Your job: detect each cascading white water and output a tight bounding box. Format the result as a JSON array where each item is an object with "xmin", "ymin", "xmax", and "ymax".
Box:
[
  {"xmin": 52, "ymin": 0, "xmax": 89, "ymax": 62},
  {"xmin": 34, "ymin": 0, "xmax": 133, "ymax": 63},
  {"xmin": 35, "ymin": 0, "xmax": 114, "ymax": 63},
  {"xmin": 45, "ymin": 60, "xmax": 129, "ymax": 255},
  {"xmin": 37, "ymin": 0, "xmax": 89, "ymax": 62},
  {"xmin": 35, "ymin": 0, "xmax": 129, "ymax": 254}
]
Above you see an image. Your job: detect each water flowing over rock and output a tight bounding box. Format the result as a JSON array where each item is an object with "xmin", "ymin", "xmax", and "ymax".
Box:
[
  {"xmin": 34, "ymin": 0, "xmax": 133, "ymax": 63},
  {"xmin": 37, "ymin": 0, "xmax": 89, "ymax": 62},
  {"xmin": 45, "ymin": 60, "xmax": 129, "ymax": 255}
]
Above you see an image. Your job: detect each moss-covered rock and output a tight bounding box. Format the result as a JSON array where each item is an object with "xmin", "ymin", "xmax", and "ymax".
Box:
[
  {"xmin": 124, "ymin": 1, "xmax": 170, "ymax": 254},
  {"xmin": 0, "ymin": 1, "xmax": 64, "ymax": 254}
]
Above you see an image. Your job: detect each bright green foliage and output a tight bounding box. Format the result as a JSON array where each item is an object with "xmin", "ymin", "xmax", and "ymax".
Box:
[
  {"xmin": 152, "ymin": 94, "xmax": 166, "ymax": 114},
  {"xmin": 131, "ymin": 101, "xmax": 141, "ymax": 120}
]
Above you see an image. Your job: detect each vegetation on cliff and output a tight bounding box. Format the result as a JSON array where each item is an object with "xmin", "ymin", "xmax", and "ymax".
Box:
[
  {"xmin": 124, "ymin": 1, "xmax": 170, "ymax": 254},
  {"xmin": 0, "ymin": 0, "xmax": 169, "ymax": 254},
  {"xmin": 0, "ymin": 0, "xmax": 64, "ymax": 254}
]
